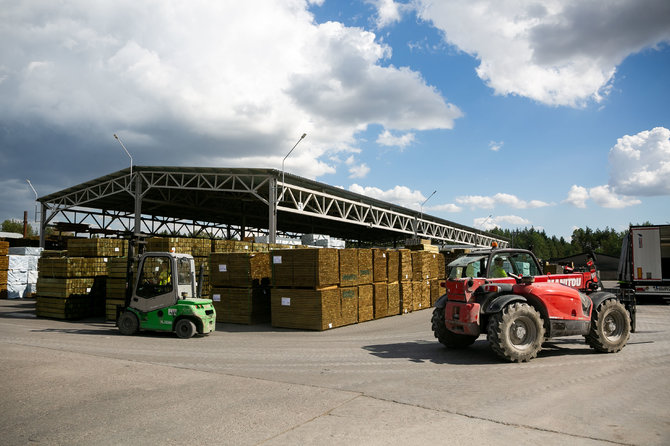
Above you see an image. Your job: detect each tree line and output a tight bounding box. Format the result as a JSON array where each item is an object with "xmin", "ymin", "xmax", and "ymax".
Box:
[{"xmin": 490, "ymin": 223, "xmax": 652, "ymax": 261}]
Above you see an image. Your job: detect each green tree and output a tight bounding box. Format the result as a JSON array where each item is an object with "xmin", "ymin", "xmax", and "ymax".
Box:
[{"xmin": 1, "ymin": 219, "xmax": 35, "ymax": 236}]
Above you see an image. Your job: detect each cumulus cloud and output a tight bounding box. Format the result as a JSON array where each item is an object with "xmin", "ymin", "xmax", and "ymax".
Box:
[
  {"xmin": 608, "ymin": 127, "xmax": 670, "ymax": 196},
  {"xmin": 489, "ymin": 140, "xmax": 503, "ymax": 152},
  {"xmin": 475, "ymin": 215, "xmax": 531, "ymax": 231},
  {"xmin": 376, "ymin": 129, "xmax": 415, "ymax": 148},
  {"xmin": 456, "ymin": 193, "xmax": 551, "ymax": 209},
  {"xmin": 414, "ymin": 0, "xmax": 670, "ymax": 107},
  {"xmin": 563, "ymin": 184, "xmax": 641, "ymax": 209},
  {"xmin": 0, "ymin": 0, "xmax": 460, "ymax": 196},
  {"xmin": 348, "ymin": 163, "xmax": 370, "ymax": 179},
  {"xmin": 426, "ymin": 203, "xmax": 462, "ymax": 213},
  {"xmin": 367, "ymin": 0, "xmax": 404, "ymax": 28},
  {"xmin": 348, "ymin": 183, "xmax": 425, "ymax": 208}
]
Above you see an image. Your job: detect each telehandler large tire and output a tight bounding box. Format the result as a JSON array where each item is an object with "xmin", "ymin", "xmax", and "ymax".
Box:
[
  {"xmin": 585, "ymin": 299, "xmax": 630, "ymax": 353},
  {"xmin": 431, "ymin": 307, "xmax": 478, "ymax": 348},
  {"xmin": 487, "ymin": 302, "xmax": 545, "ymax": 363}
]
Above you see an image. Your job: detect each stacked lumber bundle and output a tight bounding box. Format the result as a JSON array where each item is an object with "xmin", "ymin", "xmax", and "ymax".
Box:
[
  {"xmin": 405, "ymin": 238, "xmax": 439, "ymax": 253},
  {"xmin": 0, "ymin": 241, "xmax": 8, "ymax": 299},
  {"xmin": 210, "ymin": 252, "xmax": 272, "ymax": 324},
  {"xmin": 148, "ymin": 237, "xmax": 212, "ymax": 297},
  {"xmin": 35, "ymin": 238, "xmax": 122, "ymax": 319},
  {"xmin": 105, "ymin": 257, "xmax": 134, "ymax": 321},
  {"xmin": 271, "ymin": 248, "xmax": 347, "ymax": 330},
  {"xmin": 67, "ymin": 238, "xmax": 127, "ymax": 257}
]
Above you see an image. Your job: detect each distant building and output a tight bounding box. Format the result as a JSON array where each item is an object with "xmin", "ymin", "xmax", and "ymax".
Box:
[{"xmin": 548, "ymin": 252, "xmax": 619, "ymax": 280}]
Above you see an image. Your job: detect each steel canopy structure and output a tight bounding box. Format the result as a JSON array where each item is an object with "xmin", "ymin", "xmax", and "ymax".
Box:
[{"xmin": 37, "ymin": 166, "xmax": 508, "ymax": 248}]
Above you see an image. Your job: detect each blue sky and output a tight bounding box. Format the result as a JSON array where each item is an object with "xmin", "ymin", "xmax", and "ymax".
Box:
[{"xmin": 1, "ymin": 0, "xmax": 669, "ymax": 240}]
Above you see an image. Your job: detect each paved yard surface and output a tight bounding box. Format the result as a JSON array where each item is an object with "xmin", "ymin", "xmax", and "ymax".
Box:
[{"xmin": 1, "ymin": 298, "xmax": 668, "ymax": 445}]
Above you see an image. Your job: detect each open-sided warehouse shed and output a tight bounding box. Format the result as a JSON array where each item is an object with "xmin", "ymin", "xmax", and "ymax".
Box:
[{"xmin": 36, "ymin": 166, "xmax": 507, "ymax": 248}]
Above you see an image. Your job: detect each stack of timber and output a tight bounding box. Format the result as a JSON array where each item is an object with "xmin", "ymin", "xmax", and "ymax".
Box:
[
  {"xmin": 105, "ymin": 257, "xmax": 135, "ymax": 322},
  {"xmin": 34, "ymin": 238, "xmax": 123, "ymax": 319},
  {"xmin": 405, "ymin": 238, "xmax": 440, "ymax": 253},
  {"xmin": 0, "ymin": 241, "xmax": 8, "ymax": 299},
  {"xmin": 271, "ymin": 248, "xmax": 347, "ymax": 330},
  {"xmin": 209, "ymin": 252, "xmax": 272, "ymax": 324},
  {"xmin": 372, "ymin": 249, "xmax": 389, "ymax": 319},
  {"xmin": 398, "ymin": 249, "xmax": 413, "ymax": 313}
]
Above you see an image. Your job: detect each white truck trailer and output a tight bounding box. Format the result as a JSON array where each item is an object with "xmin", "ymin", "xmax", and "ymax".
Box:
[{"xmin": 618, "ymin": 225, "xmax": 670, "ymax": 301}]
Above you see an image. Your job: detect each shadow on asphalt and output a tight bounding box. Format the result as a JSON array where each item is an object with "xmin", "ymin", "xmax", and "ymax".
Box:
[{"xmin": 363, "ymin": 337, "xmax": 610, "ymax": 365}]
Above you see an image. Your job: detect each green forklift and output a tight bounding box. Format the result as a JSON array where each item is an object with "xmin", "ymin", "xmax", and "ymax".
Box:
[{"xmin": 117, "ymin": 249, "xmax": 216, "ymax": 338}]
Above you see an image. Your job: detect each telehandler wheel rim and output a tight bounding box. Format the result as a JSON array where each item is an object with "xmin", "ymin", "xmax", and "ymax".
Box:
[
  {"xmin": 603, "ymin": 311, "xmax": 625, "ymax": 342},
  {"xmin": 509, "ymin": 316, "xmax": 538, "ymax": 350}
]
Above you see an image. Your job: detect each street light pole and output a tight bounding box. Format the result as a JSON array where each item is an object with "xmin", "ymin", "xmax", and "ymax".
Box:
[
  {"xmin": 113, "ymin": 133, "xmax": 133, "ymax": 178},
  {"xmin": 414, "ymin": 190, "xmax": 437, "ymax": 237},
  {"xmin": 280, "ymin": 133, "xmax": 306, "ymax": 201},
  {"xmin": 26, "ymin": 179, "xmax": 39, "ymax": 235}
]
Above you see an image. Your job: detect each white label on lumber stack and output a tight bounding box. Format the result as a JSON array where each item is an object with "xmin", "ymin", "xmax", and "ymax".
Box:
[
  {"xmin": 281, "ymin": 297, "xmax": 290, "ymax": 306},
  {"xmin": 213, "ymin": 294, "xmax": 221, "ymax": 301},
  {"xmin": 219, "ymin": 264, "xmax": 227, "ymax": 272},
  {"xmin": 273, "ymin": 256, "xmax": 282, "ymax": 264}
]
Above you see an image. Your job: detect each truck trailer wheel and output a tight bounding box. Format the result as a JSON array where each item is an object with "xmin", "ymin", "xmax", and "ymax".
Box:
[
  {"xmin": 487, "ymin": 302, "xmax": 545, "ymax": 363},
  {"xmin": 431, "ymin": 307, "xmax": 478, "ymax": 348},
  {"xmin": 585, "ymin": 299, "xmax": 630, "ymax": 353},
  {"xmin": 175, "ymin": 319, "xmax": 196, "ymax": 339},
  {"xmin": 118, "ymin": 311, "xmax": 139, "ymax": 336}
]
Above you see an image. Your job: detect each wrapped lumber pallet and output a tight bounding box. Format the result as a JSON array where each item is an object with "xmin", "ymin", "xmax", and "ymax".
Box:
[
  {"xmin": 373, "ymin": 283, "xmax": 388, "ymax": 319},
  {"xmin": 338, "ymin": 248, "xmax": 358, "ymax": 287},
  {"xmin": 399, "ymin": 282, "xmax": 413, "ymax": 314},
  {"xmin": 358, "ymin": 284, "xmax": 373, "ymax": 322},
  {"xmin": 387, "ymin": 282, "xmax": 400, "ymax": 316},
  {"xmin": 372, "ymin": 249, "xmax": 388, "ymax": 283},
  {"xmin": 211, "ymin": 287, "xmax": 271, "ymax": 324},
  {"xmin": 339, "ymin": 287, "xmax": 359, "ymax": 327},
  {"xmin": 36, "ymin": 277, "xmax": 95, "ymax": 298},
  {"xmin": 412, "ymin": 280, "xmax": 430, "ymax": 311},
  {"xmin": 271, "ymin": 248, "xmax": 338, "ymax": 289},
  {"xmin": 67, "ymin": 238, "xmax": 127, "ymax": 257},
  {"xmin": 210, "ymin": 253, "xmax": 271, "ymax": 288},
  {"xmin": 398, "ymin": 249, "xmax": 412, "ymax": 282},
  {"xmin": 357, "ymin": 249, "xmax": 373, "ymax": 285},
  {"xmin": 271, "ymin": 286, "xmax": 340, "ymax": 330}
]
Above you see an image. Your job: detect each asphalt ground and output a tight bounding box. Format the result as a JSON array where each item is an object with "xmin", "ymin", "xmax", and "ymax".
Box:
[{"xmin": 1, "ymin": 297, "xmax": 669, "ymax": 446}]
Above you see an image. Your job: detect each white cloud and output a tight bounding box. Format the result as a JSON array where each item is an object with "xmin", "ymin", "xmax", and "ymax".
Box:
[
  {"xmin": 489, "ymin": 140, "xmax": 503, "ymax": 152},
  {"xmin": 0, "ymin": 0, "xmax": 461, "ymax": 182},
  {"xmin": 589, "ymin": 185, "xmax": 641, "ymax": 208},
  {"xmin": 608, "ymin": 127, "xmax": 670, "ymax": 196},
  {"xmin": 376, "ymin": 129, "xmax": 415, "ymax": 148},
  {"xmin": 414, "ymin": 0, "xmax": 670, "ymax": 107},
  {"xmin": 564, "ymin": 185, "xmax": 589, "ymax": 208},
  {"xmin": 348, "ymin": 163, "xmax": 370, "ymax": 179},
  {"xmin": 349, "ymin": 183, "xmax": 425, "ymax": 208},
  {"xmin": 475, "ymin": 215, "xmax": 531, "ymax": 231},
  {"xmin": 563, "ymin": 184, "xmax": 641, "ymax": 209},
  {"xmin": 456, "ymin": 193, "xmax": 551, "ymax": 209},
  {"xmin": 426, "ymin": 203, "xmax": 462, "ymax": 213},
  {"xmin": 368, "ymin": 0, "xmax": 403, "ymax": 28}
]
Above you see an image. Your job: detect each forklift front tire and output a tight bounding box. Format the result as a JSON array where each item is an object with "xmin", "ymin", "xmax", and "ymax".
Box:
[
  {"xmin": 118, "ymin": 311, "xmax": 139, "ymax": 336},
  {"xmin": 175, "ymin": 319, "xmax": 196, "ymax": 339}
]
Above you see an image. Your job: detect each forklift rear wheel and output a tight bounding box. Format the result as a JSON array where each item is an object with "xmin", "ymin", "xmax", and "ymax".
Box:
[
  {"xmin": 487, "ymin": 302, "xmax": 545, "ymax": 363},
  {"xmin": 585, "ymin": 299, "xmax": 630, "ymax": 353},
  {"xmin": 118, "ymin": 311, "xmax": 139, "ymax": 336},
  {"xmin": 175, "ymin": 319, "xmax": 196, "ymax": 339}
]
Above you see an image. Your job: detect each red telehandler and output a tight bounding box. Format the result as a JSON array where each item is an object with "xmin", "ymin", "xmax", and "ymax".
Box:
[{"xmin": 432, "ymin": 247, "xmax": 636, "ymax": 362}]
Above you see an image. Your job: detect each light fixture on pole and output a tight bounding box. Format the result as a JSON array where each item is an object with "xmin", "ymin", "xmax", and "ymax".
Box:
[
  {"xmin": 113, "ymin": 133, "xmax": 133, "ymax": 178},
  {"xmin": 26, "ymin": 179, "xmax": 39, "ymax": 234},
  {"xmin": 280, "ymin": 133, "xmax": 306, "ymax": 201},
  {"xmin": 414, "ymin": 189, "xmax": 437, "ymax": 237}
]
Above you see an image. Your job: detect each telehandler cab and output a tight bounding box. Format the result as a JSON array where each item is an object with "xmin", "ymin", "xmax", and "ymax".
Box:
[{"xmin": 117, "ymin": 251, "xmax": 215, "ymax": 338}]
